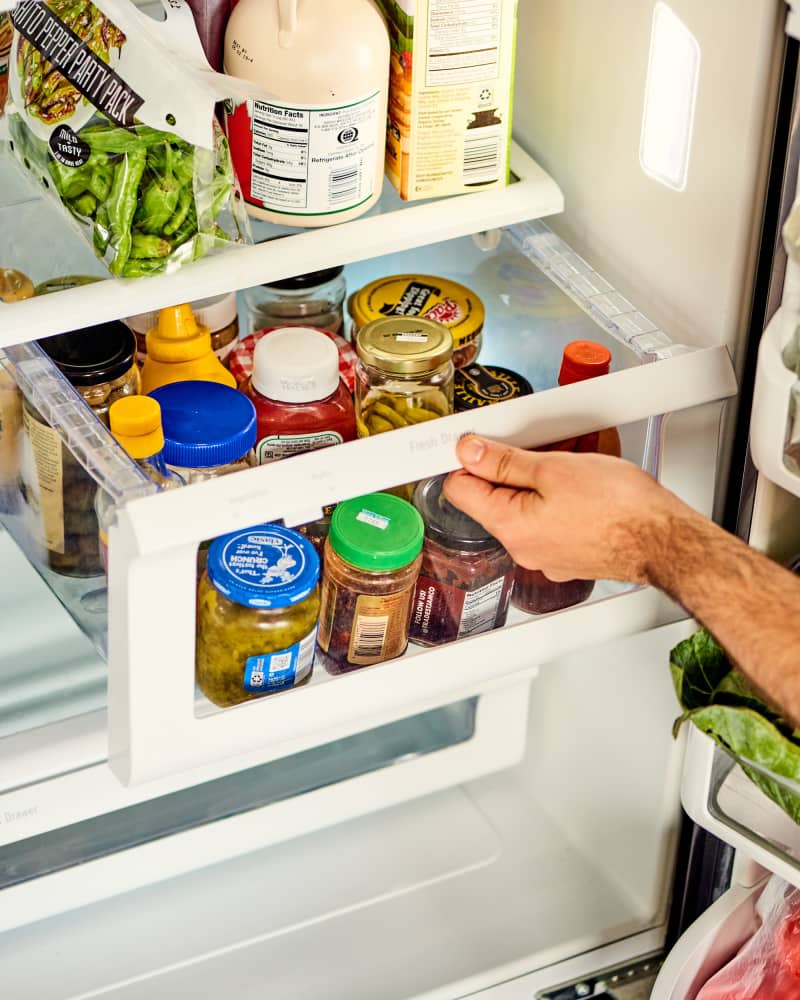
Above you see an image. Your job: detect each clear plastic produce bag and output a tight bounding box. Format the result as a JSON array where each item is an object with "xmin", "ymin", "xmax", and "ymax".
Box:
[
  {"xmin": 3, "ymin": 0, "xmax": 260, "ymax": 277},
  {"xmin": 696, "ymin": 876, "xmax": 800, "ymax": 1000}
]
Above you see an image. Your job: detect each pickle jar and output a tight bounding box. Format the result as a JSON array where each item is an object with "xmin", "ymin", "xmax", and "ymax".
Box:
[
  {"xmin": 410, "ymin": 475, "xmax": 514, "ymax": 646},
  {"xmin": 354, "ymin": 316, "xmax": 454, "ymax": 436},
  {"xmin": 317, "ymin": 493, "xmax": 424, "ymax": 673},
  {"xmin": 197, "ymin": 524, "xmax": 321, "ymax": 707},
  {"xmin": 23, "ymin": 322, "xmax": 139, "ymax": 577}
]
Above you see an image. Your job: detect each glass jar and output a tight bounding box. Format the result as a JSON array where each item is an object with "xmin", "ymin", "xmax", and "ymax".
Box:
[
  {"xmin": 127, "ymin": 293, "xmax": 239, "ymax": 368},
  {"xmin": 349, "ymin": 275, "xmax": 484, "ymax": 368},
  {"xmin": 317, "ymin": 493, "xmax": 424, "ymax": 673},
  {"xmin": 149, "ymin": 380, "xmax": 257, "ymax": 482},
  {"xmin": 246, "ymin": 327, "xmax": 356, "ymax": 464},
  {"xmin": 197, "ymin": 525, "xmax": 321, "ymax": 707},
  {"xmin": 512, "ymin": 571, "xmax": 594, "ymax": 616},
  {"xmin": 409, "ymin": 475, "xmax": 514, "ymax": 646},
  {"xmin": 244, "ymin": 267, "xmax": 346, "ymax": 336},
  {"xmin": 24, "ymin": 322, "xmax": 139, "ymax": 576}
]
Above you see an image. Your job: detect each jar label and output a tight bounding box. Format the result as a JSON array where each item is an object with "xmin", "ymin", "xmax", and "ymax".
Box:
[
  {"xmin": 227, "ymin": 92, "xmax": 381, "ymax": 217},
  {"xmin": 21, "ymin": 407, "xmax": 65, "ymax": 554},
  {"xmin": 410, "ymin": 572, "xmax": 513, "ymax": 644},
  {"xmin": 243, "ymin": 626, "xmax": 317, "ymax": 692},
  {"xmin": 256, "ymin": 430, "xmax": 344, "ymax": 464},
  {"xmin": 317, "ymin": 580, "xmax": 414, "ymax": 666}
]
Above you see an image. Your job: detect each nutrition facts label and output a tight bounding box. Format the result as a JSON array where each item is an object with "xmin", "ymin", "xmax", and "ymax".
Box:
[
  {"xmin": 426, "ymin": 0, "xmax": 501, "ymax": 87},
  {"xmin": 248, "ymin": 93, "xmax": 380, "ymax": 216},
  {"xmin": 459, "ymin": 576, "xmax": 505, "ymax": 637}
]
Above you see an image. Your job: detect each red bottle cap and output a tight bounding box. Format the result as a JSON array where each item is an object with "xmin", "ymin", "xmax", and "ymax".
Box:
[{"xmin": 558, "ymin": 341, "xmax": 612, "ymax": 385}]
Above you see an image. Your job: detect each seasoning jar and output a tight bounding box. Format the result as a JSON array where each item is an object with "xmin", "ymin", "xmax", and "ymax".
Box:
[
  {"xmin": 127, "ymin": 293, "xmax": 239, "ymax": 368},
  {"xmin": 23, "ymin": 322, "xmax": 139, "ymax": 577},
  {"xmin": 149, "ymin": 380, "xmax": 256, "ymax": 482},
  {"xmin": 246, "ymin": 327, "xmax": 356, "ymax": 464},
  {"xmin": 229, "ymin": 326, "xmax": 359, "ymax": 393},
  {"xmin": 244, "ymin": 267, "xmax": 346, "ymax": 336},
  {"xmin": 409, "ymin": 475, "xmax": 514, "ymax": 646},
  {"xmin": 355, "ymin": 316, "xmax": 454, "ymax": 435},
  {"xmin": 318, "ymin": 493, "xmax": 424, "ymax": 673},
  {"xmin": 350, "ymin": 275, "xmax": 484, "ymax": 368},
  {"xmin": 454, "ymin": 363, "xmax": 533, "ymax": 412},
  {"xmin": 197, "ymin": 524, "xmax": 321, "ymax": 707}
]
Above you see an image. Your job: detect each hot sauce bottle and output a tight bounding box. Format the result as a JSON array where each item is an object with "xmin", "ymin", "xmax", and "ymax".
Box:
[{"xmin": 513, "ymin": 340, "xmax": 619, "ymax": 615}]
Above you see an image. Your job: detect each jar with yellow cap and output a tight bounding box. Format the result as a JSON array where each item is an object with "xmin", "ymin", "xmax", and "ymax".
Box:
[
  {"xmin": 139, "ymin": 303, "xmax": 237, "ymax": 395},
  {"xmin": 95, "ymin": 396, "xmax": 183, "ymax": 574},
  {"xmin": 349, "ymin": 275, "xmax": 484, "ymax": 369},
  {"xmin": 354, "ymin": 316, "xmax": 454, "ymax": 438}
]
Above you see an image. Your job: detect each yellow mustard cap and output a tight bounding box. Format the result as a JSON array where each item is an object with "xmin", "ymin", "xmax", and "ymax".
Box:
[
  {"xmin": 146, "ymin": 304, "xmax": 212, "ymax": 363},
  {"xmin": 109, "ymin": 396, "xmax": 165, "ymax": 459},
  {"xmin": 350, "ymin": 275, "xmax": 484, "ymax": 350}
]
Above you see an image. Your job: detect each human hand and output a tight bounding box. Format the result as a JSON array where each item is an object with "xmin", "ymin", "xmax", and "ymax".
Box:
[{"xmin": 444, "ymin": 435, "xmax": 695, "ymax": 584}]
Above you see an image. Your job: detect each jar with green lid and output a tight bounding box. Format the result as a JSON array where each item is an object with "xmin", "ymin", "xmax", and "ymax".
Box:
[
  {"xmin": 317, "ymin": 493, "xmax": 424, "ymax": 673},
  {"xmin": 354, "ymin": 316, "xmax": 454, "ymax": 438},
  {"xmin": 197, "ymin": 524, "xmax": 321, "ymax": 707}
]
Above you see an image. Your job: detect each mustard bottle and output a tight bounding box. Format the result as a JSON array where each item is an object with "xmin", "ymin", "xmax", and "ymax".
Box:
[{"xmin": 140, "ymin": 303, "xmax": 237, "ymax": 395}]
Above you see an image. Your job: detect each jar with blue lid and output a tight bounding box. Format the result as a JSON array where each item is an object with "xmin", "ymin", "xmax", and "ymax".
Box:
[
  {"xmin": 196, "ymin": 524, "xmax": 321, "ymax": 707},
  {"xmin": 149, "ymin": 380, "xmax": 257, "ymax": 482}
]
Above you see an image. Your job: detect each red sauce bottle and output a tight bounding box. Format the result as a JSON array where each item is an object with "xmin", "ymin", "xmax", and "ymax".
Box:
[
  {"xmin": 512, "ymin": 340, "xmax": 619, "ymax": 615},
  {"xmin": 246, "ymin": 327, "xmax": 356, "ymax": 464}
]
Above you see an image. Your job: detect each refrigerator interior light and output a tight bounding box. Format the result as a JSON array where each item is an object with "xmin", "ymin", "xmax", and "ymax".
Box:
[{"xmin": 639, "ymin": 2, "xmax": 700, "ymax": 192}]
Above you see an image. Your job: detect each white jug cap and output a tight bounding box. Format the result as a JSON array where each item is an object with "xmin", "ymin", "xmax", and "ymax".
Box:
[{"xmin": 252, "ymin": 327, "xmax": 340, "ymax": 402}]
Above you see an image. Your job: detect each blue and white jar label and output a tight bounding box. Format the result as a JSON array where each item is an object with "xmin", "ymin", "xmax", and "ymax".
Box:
[{"xmin": 243, "ymin": 627, "xmax": 317, "ymax": 692}]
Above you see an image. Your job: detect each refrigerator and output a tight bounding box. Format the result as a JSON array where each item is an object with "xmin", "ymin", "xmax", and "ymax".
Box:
[{"xmin": 1, "ymin": 0, "xmax": 799, "ymax": 996}]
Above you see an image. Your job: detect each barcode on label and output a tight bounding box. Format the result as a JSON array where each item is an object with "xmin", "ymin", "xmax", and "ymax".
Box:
[
  {"xmin": 463, "ymin": 134, "xmax": 501, "ymax": 184},
  {"xmin": 352, "ymin": 614, "xmax": 389, "ymax": 659},
  {"xmin": 329, "ymin": 167, "xmax": 359, "ymax": 205}
]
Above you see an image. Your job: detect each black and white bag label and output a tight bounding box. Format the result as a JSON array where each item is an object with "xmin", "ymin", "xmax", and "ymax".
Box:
[{"xmin": 48, "ymin": 124, "xmax": 90, "ymax": 166}]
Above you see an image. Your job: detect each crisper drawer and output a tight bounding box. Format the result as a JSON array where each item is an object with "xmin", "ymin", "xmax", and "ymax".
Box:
[{"xmin": 0, "ymin": 222, "xmax": 737, "ymax": 785}]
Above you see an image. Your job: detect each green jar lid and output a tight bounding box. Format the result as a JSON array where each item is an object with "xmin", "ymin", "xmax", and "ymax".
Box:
[{"xmin": 329, "ymin": 493, "xmax": 424, "ymax": 572}]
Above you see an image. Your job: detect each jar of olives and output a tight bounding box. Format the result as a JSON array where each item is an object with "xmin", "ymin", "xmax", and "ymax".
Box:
[{"xmin": 196, "ymin": 525, "xmax": 321, "ymax": 707}]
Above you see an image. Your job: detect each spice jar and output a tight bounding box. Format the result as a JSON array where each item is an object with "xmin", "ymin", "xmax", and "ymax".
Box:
[
  {"xmin": 409, "ymin": 475, "xmax": 514, "ymax": 646},
  {"xmin": 244, "ymin": 267, "xmax": 346, "ymax": 336},
  {"xmin": 246, "ymin": 327, "xmax": 356, "ymax": 464},
  {"xmin": 197, "ymin": 525, "xmax": 321, "ymax": 707},
  {"xmin": 127, "ymin": 293, "xmax": 239, "ymax": 367},
  {"xmin": 149, "ymin": 380, "xmax": 256, "ymax": 482},
  {"xmin": 355, "ymin": 316, "xmax": 454, "ymax": 434},
  {"xmin": 23, "ymin": 322, "xmax": 139, "ymax": 577},
  {"xmin": 318, "ymin": 493, "xmax": 424, "ymax": 673},
  {"xmin": 350, "ymin": 275, "xmax": 484, "ymax": 368}
]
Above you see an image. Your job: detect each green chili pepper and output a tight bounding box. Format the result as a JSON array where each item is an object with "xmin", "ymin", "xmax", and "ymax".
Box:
[
  {"xmin": 172, "ymin": 148, "xmax": 195, "ymax": 188},
  {"xmin": 86, "ymin": 164, "xmax": 113, "ymax": 202},
  {"xmin": 120, "ymin": 258, "xmax": 168, "ymax": 278},
  {"xmin": 172, "ymin": 205, "xmax": 198, "ymax": 245},
  {"xmin": 48, "ymin": 159, "xmax": 89, "ymax": 199},
  {"xmin": 138, "ymin": 143, "xmax": 181, "ymax": 235},
  {"xmin": 107, "ymin": 147, "xmax": 147, "ymax": 276},
  {"xmin": 163, "ymin": 187, "xmax": 193, "ymax": 236},
  {"xmin": 93, "ymin": 204, "xmax": 110, "ymax": 255},
  {"xmin": 130, "ymin": 233, "xmax": 172, "ymax": 259},
  {"xmin": 81, "ymin": 124, "xmax": 172, "ymax": 154},
  {"xmin": 71, "ymin": 191, "xmax": 98, "ymax": 217}
]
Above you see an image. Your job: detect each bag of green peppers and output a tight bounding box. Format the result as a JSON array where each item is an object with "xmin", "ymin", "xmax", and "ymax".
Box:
[{"xmin": 4, "ymin": 0, "xmax": 256, "ymax": 278}]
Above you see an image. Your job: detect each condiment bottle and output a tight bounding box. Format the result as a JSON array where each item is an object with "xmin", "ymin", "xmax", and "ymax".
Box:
[
  {"xmin": 512, "ymin": 339, "xmax": 619, "ymax": 616},
  {"xmin": 128, "ymin": 293, "xmax": 239, "ymax": 368},
  {"xmin": 149, "ymin": 380, "xmax": 256, "ymax": 482},
  {"xmin": 244, "ymin": 267, "xmax": 346, "ymax": 336},
  {"xmin": 247, "ymin": 327, "xmax": 356, "ymax": 464},
  {"xmin": 197, "ymin": 525, "xmax": 321, "ymax": 707},
  {"xmin": 96, "ymin": 396, "xmax": 183, "ymax": 574},
  {"xmin": 410, "ymin": 475, "xmax": 514, "ymax": 646},
  {"xmin": 140, "ymin": 303, "xmax": 237, "ymax": 395},
  {"xmin": 350, "ymin": 275, "xmax": 485, "ymax": 368},
  {"xmin": 317, "ymin": 493, "xmax": 424, "ymax": 673},
  {"xmin": 23, "ymin": 322, "xmax": 140, "ymax": 577},
  {"xmin": 223, "ymin": 0, "xmax": 390, "ymax": 226}
]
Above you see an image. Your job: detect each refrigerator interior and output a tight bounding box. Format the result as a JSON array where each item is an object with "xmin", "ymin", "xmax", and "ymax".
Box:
[{"xmin": 0, "ymin": 0, "xmax": 793, "ymax": 997}]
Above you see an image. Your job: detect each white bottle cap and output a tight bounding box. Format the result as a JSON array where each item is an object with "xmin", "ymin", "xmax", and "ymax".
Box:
[{"xmin": 252, "ymin": 327, "xmax": 340, "ymax": 403}]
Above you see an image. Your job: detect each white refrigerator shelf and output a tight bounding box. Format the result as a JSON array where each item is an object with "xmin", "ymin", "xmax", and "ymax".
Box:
[{"xmin": 0, "ymin": 140, "xmax": 563, "ymax": 345}]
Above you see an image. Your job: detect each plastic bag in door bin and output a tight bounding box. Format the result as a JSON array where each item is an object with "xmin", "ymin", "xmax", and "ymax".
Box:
[
  {"xmin": 4, "ymin": 0, "xmax": 266, "ymax": 277},
  {"xmin": 696, "ymin": 875, "xmax": 800, "ymax": 999}
]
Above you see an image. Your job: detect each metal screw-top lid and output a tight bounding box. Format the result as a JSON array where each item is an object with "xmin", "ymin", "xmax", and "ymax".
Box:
[
  {"xmin": 356, "ymin": 317, "xmax": 453, "ymax": 376},
  {"xmin": 263, "ymin": 266, "xmax": 344, "ymax": 291},
  {"xmin": 38, "ymin": 321, "xmax": 136, "ymax": 386},
  {"xmin": 413, "ymin": 475, "xmax": 504, "ymax": 553}
]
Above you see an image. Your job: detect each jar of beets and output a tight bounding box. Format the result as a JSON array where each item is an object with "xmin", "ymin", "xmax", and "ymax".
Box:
[
  {"xmin": 317, "ymin": 493, "xmax": 424, "ymax": 673},
  {"xmin": 409, "ymin": 475, "xmax": 514, "ymax": 645}
]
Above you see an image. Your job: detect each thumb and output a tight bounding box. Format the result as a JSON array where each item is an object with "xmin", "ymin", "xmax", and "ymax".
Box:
[
  {"xmin": 443, "ymin": 470, "xmax": 530, "ymax": 542},
  {"xmin": 456, "ymin": 435, "xmax": 542, "ymax": 489}
]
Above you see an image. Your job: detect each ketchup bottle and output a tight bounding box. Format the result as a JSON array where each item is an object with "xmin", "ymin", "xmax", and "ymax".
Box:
[{"xmin": 512, "ymin": 340, "xmax": 619, "ymax": 615}]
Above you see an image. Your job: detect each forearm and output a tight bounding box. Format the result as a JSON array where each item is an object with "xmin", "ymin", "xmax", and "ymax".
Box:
[{"xmin": 646, "ymin": 506, "xmax": 800, "ymax": 725}]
